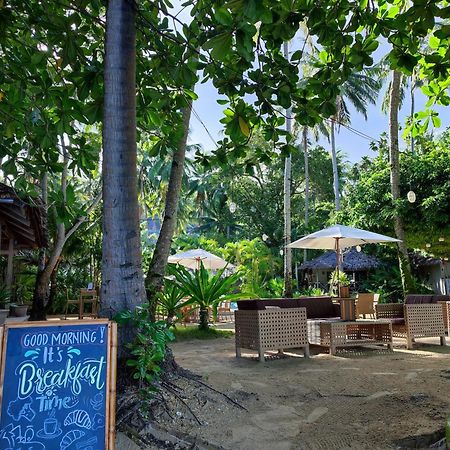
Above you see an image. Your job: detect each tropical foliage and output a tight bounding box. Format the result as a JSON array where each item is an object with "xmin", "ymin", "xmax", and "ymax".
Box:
[{"xmin": 168, "ymin": 262, "xmax": 246, "ymax": 330}]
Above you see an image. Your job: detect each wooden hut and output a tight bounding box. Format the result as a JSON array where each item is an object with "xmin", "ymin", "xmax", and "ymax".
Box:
[
  {"xmin": 0, "ymin": 183, "xmax": 46, "ymax": 289},
  {"xmin": 299, "ymin": 248, "xmax": 381, "ymax": 290},
  {"xmin": 409, "ymin": 252, "xmax": 450, "ymax": 295}
]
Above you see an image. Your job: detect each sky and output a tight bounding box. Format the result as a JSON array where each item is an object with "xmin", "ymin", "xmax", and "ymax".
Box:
[
  {"xmin": 172, "ymin": 4, "xmax": 450, "ymax": 164},
  {"xmin": 187, "ymin": 73, "xmax": 450, "ymax": 164}
]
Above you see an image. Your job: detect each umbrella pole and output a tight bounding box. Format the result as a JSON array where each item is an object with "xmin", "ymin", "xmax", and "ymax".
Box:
[{"xmin": 336, "ymin": 238, "xmax": 340, "ymax": 297}]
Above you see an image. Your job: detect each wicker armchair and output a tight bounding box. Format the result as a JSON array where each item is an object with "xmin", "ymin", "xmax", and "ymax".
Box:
[
  {"xmin": 356, "ymin": 293, "xmax": 379, "ymax": 318},
  {"xmin": 375, "ymin": 303, "xmax": 446, "ymax": 349},
  {"xmin": 235, "ymin": 307, "xmax": 310, "ymax": 361}
]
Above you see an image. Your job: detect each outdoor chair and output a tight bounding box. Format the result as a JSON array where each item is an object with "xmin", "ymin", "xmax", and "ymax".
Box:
[
  {"xmin": 180, "ymin": 305, "xmax": 198, "ymax": 324},
  {"xmin": 235, "ymin": 307, "xmax": 310, "ymax": 362},
  {"xmin": 216, "ymin": 301, "xmax": 233, "ymax": 322},
  {"xmin": 65, "ymin": 288, "xmax": 99, "ymax": 320},
  {"xmin": 356, "ymin": 293, "xmax": 379, "ymax": 319},
  {"xmin": 375, "ymin": 301, "xmax": 446, "ymax": 349}
]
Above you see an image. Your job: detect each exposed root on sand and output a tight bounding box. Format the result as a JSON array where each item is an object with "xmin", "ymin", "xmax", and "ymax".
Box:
[{"xmin": 116, "ymin": 353, "xmax": 248, "ymax": 449}]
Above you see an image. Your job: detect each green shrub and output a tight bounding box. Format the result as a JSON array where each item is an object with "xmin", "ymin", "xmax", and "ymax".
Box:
[{"xmin": 115, "ymin": 304, "xmax": 175, "ymax": 388}]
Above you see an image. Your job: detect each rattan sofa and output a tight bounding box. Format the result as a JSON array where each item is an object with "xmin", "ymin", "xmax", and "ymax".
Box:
[
  {"xmin": 375, "ymin": 295, "xmax": 448, "ymax": 349},
  {"xmin": 234, "ymin": 297, "xmax": 344, "ymax": 361},
  {"xmin": 235, "ymin": 307, "xmax": 309, "ymax": 361}
]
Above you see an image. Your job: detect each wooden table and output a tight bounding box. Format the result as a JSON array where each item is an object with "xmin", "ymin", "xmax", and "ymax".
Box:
[
  {"xmin": 308, "ymin": 319, "xmax": 393, "ymax": 355},
  {"xmin": 334, "ymin": 297, "xmax": 357, "ymax": 321}
]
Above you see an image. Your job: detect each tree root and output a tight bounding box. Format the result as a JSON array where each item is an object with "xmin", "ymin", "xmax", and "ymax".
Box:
[{"xmin": 179, "ymin": 373, "xmax": 248, "ymax": 411}]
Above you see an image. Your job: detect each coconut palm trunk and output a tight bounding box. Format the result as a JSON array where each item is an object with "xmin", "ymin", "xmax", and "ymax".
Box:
[
  {"xmin": 101, "ymin": 0, "xmax": 146, "ymax": 319},
  {"xmin": 410, "ymin": 81, "xmax": 415, "ymax": 155},
  {"xmin": 283, "ymin": 41, "xmax": 293, "ymax": 297},
  {"xmin": 330, "ymin": 117, "xmax": 340, "ymax": 211},
  {"xmin": 302, "ymin": 125, "xmax": 309, "ymax": 263},
  {"xmin": 146, "ymin": 102, "xmax": 193, "ymax": 320},
  {"xmin": 389, "ymin": 70, "xmax": 414, "ymax": 294}
]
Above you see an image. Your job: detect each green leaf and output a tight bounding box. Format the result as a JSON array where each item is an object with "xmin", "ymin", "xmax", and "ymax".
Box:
[
  {"xmin": 214, "ymin": 7, "xmax": 233, "ymax": 26},
  {"xmin": 203, "ymin": 33, "xmax": 233, "ymax": 62},
  {"xmin": 431, "ymin": 115, "xmax": 441, "ymax": 128}
]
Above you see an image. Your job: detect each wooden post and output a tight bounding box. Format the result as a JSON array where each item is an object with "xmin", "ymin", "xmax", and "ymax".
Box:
[
  {"xmin": 109, "ymin": 322, "xmax": 118, "ymax": 450},
  {"xmin": 5, "ymin": 238, "xmax": 14, "ymax": 289}
]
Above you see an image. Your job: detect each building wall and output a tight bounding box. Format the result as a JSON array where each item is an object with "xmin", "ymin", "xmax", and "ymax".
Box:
[{"xmin": 427, "ymin": 262, "xmax": 450, "ymax": 295}]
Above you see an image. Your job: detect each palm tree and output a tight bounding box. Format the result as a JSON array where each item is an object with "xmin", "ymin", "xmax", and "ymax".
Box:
[
  {"xmin": 101, "ymin": 0, "xmax": 146, "ymax": 318},
  {"xmin": 168, "ymin": 262, "xmax": 244, "ymax": 330},
  {"xmin": 330, "ymin": 71, "xmax": 381, "ymax": 210},
  {"xmin": 388, "ymin": 70, "xmax": 414, "ymax": 294},
  {"xmin": 379, "ymin": 64, "xmax": 422, "ymax": 154},
  {"xmin": 283, "ymin": 41, "xmax": 293, "ymax": 297},
  {"xmin": 145, "ymin": 103, "xmax": 194, "ymax": 320}
]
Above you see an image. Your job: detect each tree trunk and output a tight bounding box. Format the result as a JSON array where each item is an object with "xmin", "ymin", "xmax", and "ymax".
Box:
[
  {"xmin": 303, "ymin": 125, "xmax": 309, "ymax": 263},
  {"xmin": 46, "ymin": 258, "xmax": 61, "ymax": 315},
  {"xmin": 330, "ymin": 119, "xmax": 340, "ymax": 211},
  {"xmin": 101, "ymin": 0, "xmax": 145, "ymax": 323},
  {"xmin": 389, "ymin": 70, "xmax": 414, "ymax": 295},
  {"xmin": 30, "ymin": 174, "xmax": 48, "ymax": 320},
  {"xmin": 31, "ymin": 263, "xmax": 50, "ymax": 321},
  {"xmin": 410, "ymin": 82, "xmax": 415, "ymax": 155},
  {"xmin": 199, "ymin": 308, "xmax": 209, "ymax": 330},
  {"xmin": 146, "ymin": 102, "xmax": 193, "ymax": 320},
  {"xmin": 283, "ymin": 41, "xmax": 292, "ymax": 298}
]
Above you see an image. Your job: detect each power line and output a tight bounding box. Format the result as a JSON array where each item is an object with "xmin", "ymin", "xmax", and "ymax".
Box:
[
  {"xmin": 191, "ymin": 107, "xmax": 219, "ymax": 148},
  {"xmin": 330, "ymin": 119, "xmax": 381, "ymax": 143}
]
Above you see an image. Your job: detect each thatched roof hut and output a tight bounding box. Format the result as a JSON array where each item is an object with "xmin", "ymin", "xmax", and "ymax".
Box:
[
  {"xmin": 0, "ymin": 183, "xmax": 47, "ymax": 287},
  {"xmin": 409, "ymin": 252, "xmax": 441, "ymax": 267},
  {"xmin": 299, "ymin": 248, "xmax": 381, "ymax": 271}
]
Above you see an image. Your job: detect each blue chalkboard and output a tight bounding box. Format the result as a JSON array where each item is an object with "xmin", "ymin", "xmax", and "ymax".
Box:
[{"xmin": 0, "ymin": 321, "xmax": 113, "ymax": 450}]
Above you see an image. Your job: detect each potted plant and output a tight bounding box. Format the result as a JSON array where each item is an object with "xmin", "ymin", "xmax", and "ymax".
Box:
[
  {"xmin": 0, "ymin": 284, "xmax": 10, "ymax": 324},
  {"xmin": 10, "ymin": 284, "xmax": 30, "ymax": 317},
  {"xmin": 10, "ymin": 301, "xmax": 29, "ymax": 317},
  {"xmin": 330, "ymin": 270, "xmax": 351, "ymax": 298}
]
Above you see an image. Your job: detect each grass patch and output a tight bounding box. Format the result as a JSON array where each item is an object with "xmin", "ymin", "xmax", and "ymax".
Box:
[{"xmin": 172, "ymin": 326, "xmax": 234, "ymax": 341}]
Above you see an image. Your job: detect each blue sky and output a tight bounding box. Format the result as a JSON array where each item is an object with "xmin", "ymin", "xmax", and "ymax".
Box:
[
  {"xmin": 188, "ymin": 76, "xmax": 450, "ymax": 164},
  {"xmin": 172, "ymin": 4, "xmax": 450, "ymax": 164}
]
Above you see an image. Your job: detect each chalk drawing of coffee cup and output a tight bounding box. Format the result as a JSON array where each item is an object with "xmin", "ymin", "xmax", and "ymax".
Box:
[{"xmin": 36, "ymin": 418, "xmax": 62, "ymax": 439}]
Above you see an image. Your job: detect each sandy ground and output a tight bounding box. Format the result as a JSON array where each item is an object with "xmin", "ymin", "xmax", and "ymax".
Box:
[{"xmin": 170, "ymin": 332, "xmax": 450, "ymax": 450}]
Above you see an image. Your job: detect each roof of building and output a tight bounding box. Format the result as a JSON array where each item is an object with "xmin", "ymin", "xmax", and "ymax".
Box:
[
  {"xmin": 0, "ymin": 183, "xmax": 47, "ymax": 249},
  {"xmin": 299, "ymin": 247, "xmax": 381, "ymax": 271}
]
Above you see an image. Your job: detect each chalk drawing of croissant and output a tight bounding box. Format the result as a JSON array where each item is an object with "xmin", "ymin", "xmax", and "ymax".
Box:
[
  {"xmin": 64, "ymin": 410, "xmax": 92, "ymax": 429},
  {"xmin": 60, "ymin": 429, "xmax": 85, "ymax": 450}
]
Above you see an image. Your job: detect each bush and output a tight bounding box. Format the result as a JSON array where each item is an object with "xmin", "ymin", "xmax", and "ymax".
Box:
[{"xmin": 115, "ymin": 304, "xmax": 175, "ymax": 388}]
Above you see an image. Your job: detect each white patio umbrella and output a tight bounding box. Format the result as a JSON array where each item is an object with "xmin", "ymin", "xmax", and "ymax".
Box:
[
  {"xmin": 288, "ymin": 224, "xmax": 400, "ymax": 284},
  {"xmin": 167, "ymin": 248, "xmax": 235, "ymax": 271},
  {"xmin": 288, "ymin": 224, "xmax": 401, "ymax": 251}
]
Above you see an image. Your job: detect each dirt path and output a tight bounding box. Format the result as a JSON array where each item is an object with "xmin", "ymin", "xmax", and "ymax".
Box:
[{"xmin": 171, "ymin": 337, "xmax": 450, "ymax": 449}]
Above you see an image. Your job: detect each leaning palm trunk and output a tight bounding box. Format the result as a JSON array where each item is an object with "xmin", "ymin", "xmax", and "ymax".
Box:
[
  {"xmin": 283, "ymin": 41, "xmax": 293, "ymax": 297},
  {"xmin": 101, "ymin": 0, "xmax": 146, "ymax": 322},
  {"xmin": 146, "ymin": 102, "xmax": 193, "ymax": 320},
  {"xmin": 330, "ymin": 118, "xmax": 340, "ymax": 211},
  {"xmin": 389, "ymin": 70, "xmax": 414, "ymax": 294}
]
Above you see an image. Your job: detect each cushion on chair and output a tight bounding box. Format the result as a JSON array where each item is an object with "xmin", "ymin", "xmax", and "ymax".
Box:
[
  {"xmin": 405, "ymin": 295, "xmax": 435, "ymax": 304},
  {"xmin": 296, "ymin": 296, "xmax": 338, "ymax": 319},
  {"xmin": 236, "ymin": 296, "xmax": 336, "ymax": 319},
  {"xmin": 387, "ymin": 318, "xmax": 406, "ymax": 325}
]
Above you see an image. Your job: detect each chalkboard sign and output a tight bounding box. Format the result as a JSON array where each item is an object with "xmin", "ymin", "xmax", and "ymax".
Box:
[{"xmin": 0, "ymin": 320, "xmax": 117, "ymax": 450}]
